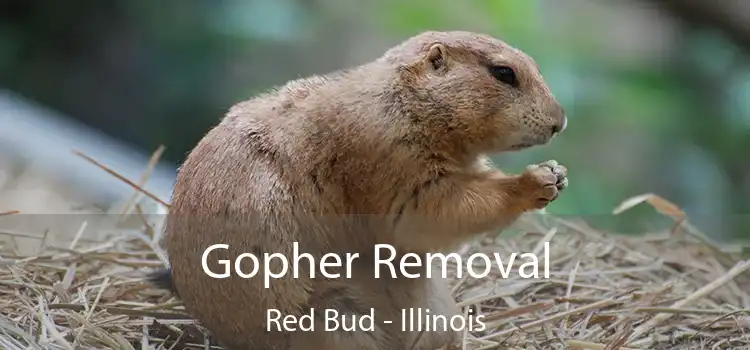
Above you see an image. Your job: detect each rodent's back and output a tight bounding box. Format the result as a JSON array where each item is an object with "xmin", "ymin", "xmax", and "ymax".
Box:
[
  {"xmin": 161, "ymin": 71, "xmax": 423, "ymax": 346},
  {"xmin": 163, "ymin": 109, "xmax": 308, "ymax": 307},
  {"xmin": 162, "ymin": 102, "xmax": 320, "ymax": 348}
]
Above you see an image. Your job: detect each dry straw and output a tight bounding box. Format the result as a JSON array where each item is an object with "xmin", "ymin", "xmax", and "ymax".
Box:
[{"xmin": 1, "ymin": 148, "xmax": 749, "ymax": 349}]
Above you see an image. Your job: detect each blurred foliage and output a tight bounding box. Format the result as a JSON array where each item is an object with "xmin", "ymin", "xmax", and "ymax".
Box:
[{"xmin": 0, "ymin": 0, "xmax": 748, "ymax": 240}]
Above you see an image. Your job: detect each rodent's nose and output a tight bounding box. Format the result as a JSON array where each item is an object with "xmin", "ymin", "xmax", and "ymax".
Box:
[
  {"xmin": 551, "ymin": 105, "xmax": 567, "ymax": 135},
  {"xmin": 552, "ymin": 115, "xmax": 567, "ymax": 134}
]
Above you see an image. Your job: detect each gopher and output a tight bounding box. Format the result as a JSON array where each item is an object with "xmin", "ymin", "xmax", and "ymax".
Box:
[{"xmin": 150, "ymin": 30, "xmax": 568, "ymax": 350}]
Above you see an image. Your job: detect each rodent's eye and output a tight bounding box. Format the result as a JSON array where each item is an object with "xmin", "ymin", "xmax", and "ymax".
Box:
[{"xmin": 489, "ymin": 66, "xmax": 517, "ymax": 87}]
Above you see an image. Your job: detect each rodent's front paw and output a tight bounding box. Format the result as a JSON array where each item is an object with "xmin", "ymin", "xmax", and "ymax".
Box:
[{"xmin": 518, "ymin": 159, "xmax": 567, "ymax": 209}]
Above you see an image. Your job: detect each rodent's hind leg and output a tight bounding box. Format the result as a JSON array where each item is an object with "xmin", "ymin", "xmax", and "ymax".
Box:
[
  {"xmin": 400, "ymin": 277, "xmax": 462, "ymax": 350},
  {"xmin": 289, "ymin": 326, "xmax": 383, "ymax": 350},
  {"xmin": 288, "ymin": 283, "xmax": 401, "ymax": 350}
]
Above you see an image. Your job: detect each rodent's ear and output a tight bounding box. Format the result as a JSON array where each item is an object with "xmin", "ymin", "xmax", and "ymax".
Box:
[{"xmin": 424, "ymin": 43, "xmax": 448, "ymax": 71}]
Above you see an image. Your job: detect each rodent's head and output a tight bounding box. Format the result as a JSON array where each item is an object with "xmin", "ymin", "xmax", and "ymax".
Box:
[{"xmin": 381, "ymin": 31, "xmax": 567, "ymax": 155}]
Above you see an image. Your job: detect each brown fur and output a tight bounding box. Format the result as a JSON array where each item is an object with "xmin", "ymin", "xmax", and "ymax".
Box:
[{"xmin": 154, "ymin": 31, "xmax": 568, "ymax": 350}]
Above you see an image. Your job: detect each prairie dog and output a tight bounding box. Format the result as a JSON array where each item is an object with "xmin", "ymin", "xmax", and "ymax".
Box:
[{"xmin": 150, "ymin": 30, "xmax": 568, "ymax": 350}]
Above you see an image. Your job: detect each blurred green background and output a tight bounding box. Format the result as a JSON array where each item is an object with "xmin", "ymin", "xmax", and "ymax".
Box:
[{"xmin": 1, "ymin": 0, "xmax": 748, "ymax": 241}]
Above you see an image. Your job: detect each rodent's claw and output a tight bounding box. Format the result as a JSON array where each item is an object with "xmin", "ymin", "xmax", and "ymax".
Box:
[
  {"xmin": 542, "ymin": 159, "xmax": 558, "ymax": 168},
  {"xmin": 519, "ymin": 159, "xmax": 568, "ymax": 209},
  {"xmin": 540, "ymin": 159, "xmax": 567, "ymax": 191}
]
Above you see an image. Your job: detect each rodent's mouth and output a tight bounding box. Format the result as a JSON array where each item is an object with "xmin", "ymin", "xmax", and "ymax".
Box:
[
  {"xmin": 508, "ymin": 143, "xmax": 534, "ymax": 150},
  {"xmin": 517, "ymin": 132, "xmax": 558, "ymax": 149},
  {"xmin": 503, "ymin": 132, "xmax": 556, "ymax": 151}
]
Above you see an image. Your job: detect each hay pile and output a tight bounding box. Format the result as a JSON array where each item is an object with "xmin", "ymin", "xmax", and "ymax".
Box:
[
  {"xmin": 2, "ymin": 205, "xmax": 749, "ymax": 350},
  {"xmin": 1, "ymin": 153, "xmax": 749, "ymax": 349}
]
